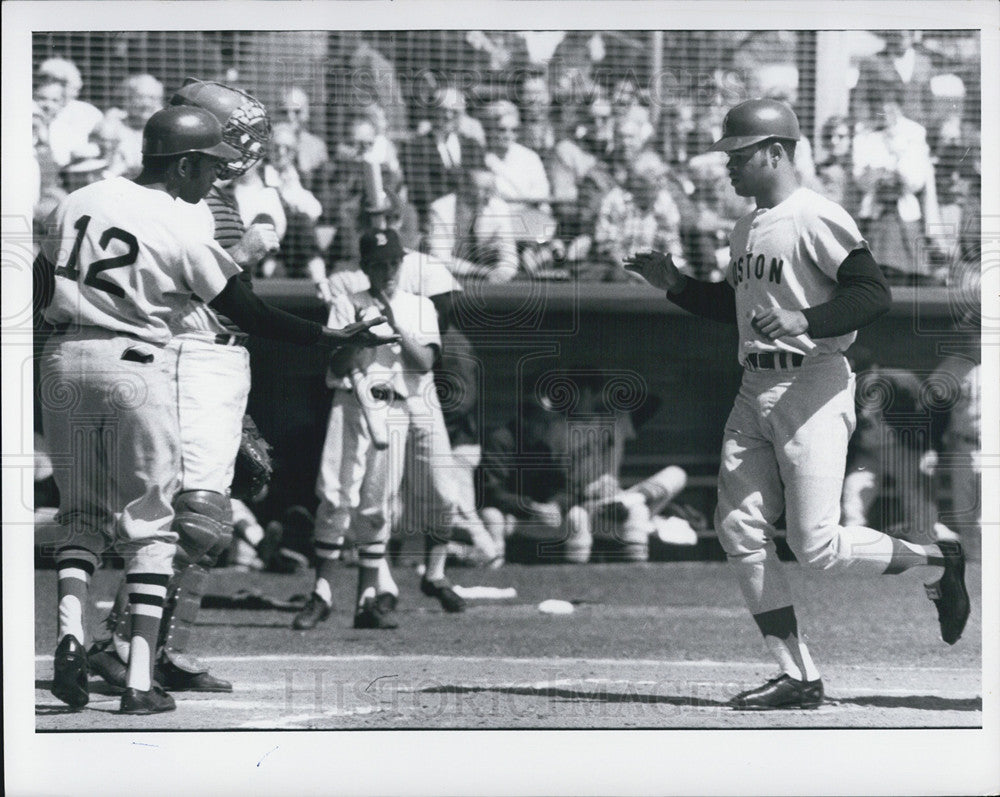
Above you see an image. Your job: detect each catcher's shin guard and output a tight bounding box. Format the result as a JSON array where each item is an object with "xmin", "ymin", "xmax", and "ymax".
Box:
[
  {"xmin": 106, "ymin": 578, "xmax": 134, "ymax": 660},
  {"xmin": 157, "ymin": 563, "xmax": 211, "ymax": 673},
  {"xmin": 157, "ymin": 490, "xmax": 233, "ymax": 673}
]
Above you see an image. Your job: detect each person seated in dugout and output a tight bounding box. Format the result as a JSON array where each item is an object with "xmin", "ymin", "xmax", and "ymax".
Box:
[{"xmin": 478, "ymin": 370, "xmax": 689, "ymax": 564}]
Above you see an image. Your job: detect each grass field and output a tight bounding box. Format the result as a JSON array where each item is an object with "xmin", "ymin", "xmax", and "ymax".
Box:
[{"xmin": 34, "ymin": 560, "xmax": 982, "ymax": 731}]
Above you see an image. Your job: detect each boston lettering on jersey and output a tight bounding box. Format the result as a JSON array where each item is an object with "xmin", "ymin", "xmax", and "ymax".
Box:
[{"xmin": 732, "ymin": 252, "xmax": 784, "ymax": 286}]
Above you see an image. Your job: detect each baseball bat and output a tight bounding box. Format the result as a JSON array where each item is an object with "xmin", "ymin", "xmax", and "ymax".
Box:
[{"xmin": 349, "ymin": 367, "xmax": 389, "ymax": 450}]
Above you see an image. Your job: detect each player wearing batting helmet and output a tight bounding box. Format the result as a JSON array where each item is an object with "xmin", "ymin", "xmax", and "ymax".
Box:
[
  {"xmin": 625, "ymin": 98, "xmax": 970, "ymax": 710},
  {"xmin": 74, "ymin": 94, "xmax": 395, "ymax": 708}
]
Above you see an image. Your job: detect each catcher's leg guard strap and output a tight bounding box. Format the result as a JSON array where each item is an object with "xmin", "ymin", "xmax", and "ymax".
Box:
[
  {"xmin": 172, "ymin": 489, "xmax": 233, "ymax": 569},
  {"xmin": 157, "ymin": 563, "xmax": 210, "ymax": 673},
  {"xmin": 107, "ymin": 577, "xmax": 133, "ymax": 645}
]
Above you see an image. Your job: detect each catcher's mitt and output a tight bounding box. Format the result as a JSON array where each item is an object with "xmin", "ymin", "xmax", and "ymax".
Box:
[{"xmin": 231, "ymin": 414, "xmax": 273, "ymax": 501}]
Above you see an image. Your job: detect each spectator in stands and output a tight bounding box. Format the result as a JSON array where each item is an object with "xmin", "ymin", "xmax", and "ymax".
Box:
[
  {"xmin": 465, "ymin": 30, "xmax": 531, "ymax": 86},
  {"xmin": 851, "ymin": 30, "xmax": 936, "ymax": 131},
  {"xmin": 607, "ymin": 105, "xmax": 700, "ymax": 242},
  {"xmin": 89, "ymin": 114, "xmax": 130, "ymax": 178},
  {"xmin": 60, "ymin": 156, "xmax": 109, "ymax": 194},
  {"xmin": 608, "ymin": 103, "xmax": 655, "ymax": 186},
  {"xmin": 815, "ymin": 115, "xmax": 859, "ymax": 213},
  {"xmin": 401, "ymin": 85, "xmax": 484, "ymax": 230},
  {"xmin": 518, "ymin": 71, "xmax": 557, "ymax": 154},
  {"xmin": 853, "ymin": 77, "xmax": 942, "ymax": 283},
  {"xmin": 105, "ymin": 73, "xmax": 164, "ymax": 178},
  {"xmin": 229, "ymin": 158, "xmax": 287, "ymax": 278},
  {"xmin": 683, "ymin": 127, "xmax": 753, "ymax": 281},
  {"xmin": 577, "ymin": 95, "xmax": 615, "ymax": 163},
  {"xmin": 357, "ymin": 102, "xmax": 402, "ymax": 175},
  {"xmin": 340, "ymin": 32, "xmax": 409, "ymax": 142},
  {"xmin": 37, "ymin": 57, "xmax": 103, "ymax": 168},
  {"xmin": 31, "ymin": 102, "xmax": 67, "ymax": 233},
  {"xmin": 546, "ymin": 119, "xmax": 617, "ymax": 266},
  {"xmin": 482, "ymin": 100, "xmax": 552, "ymax": 214},
  {"xmin": 33, "ymin": 79, "xmax": 66, "ymax": 132},
  {"xmin": 425, "ymin": 155, "xmax": 518, "ymax": 283},
  {"xmin": 260, "ymin": 122, "xmax": 324, "ymax": 278},
  {"xmin": 593, "ymin": 152, "xmax": 686, "ymax": 281},
  {"xmin": 480, "ymin": 100, "xmax": 560, "ymax": 272},
  {"xmin": 279, "ymin": 86, "xmax": 330, "ymax": 191},
  {"xmin": 322, "ymin": 115, "xmax": 419, "ymax": 272}
]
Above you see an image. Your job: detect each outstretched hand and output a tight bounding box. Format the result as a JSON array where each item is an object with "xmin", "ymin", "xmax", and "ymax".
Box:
[
  {"xmin": 322, "ymin": 316, "xmax": 400, "ymax": 348},
  {"xmin": 622, "ymin": 250, "xmax": 684, "ymax": 292}
]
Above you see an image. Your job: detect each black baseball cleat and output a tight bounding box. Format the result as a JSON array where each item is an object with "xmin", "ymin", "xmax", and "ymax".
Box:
[
  {"xmin": 420, "ymin": 578, "xmax": 466, "ymax": 613},
  {"xmin": 292, "ymin": 592, "xmax": 332, "ymax": 630},
  {"xmin": 51, "ymin": 635, "xmax": 90, "ymax": 709},
  {"xmin": 729, "ymin": 674, "xmax": 824, "ymax": 710},
  {"xmin": 119, "ymin": 685, "xmax": 176, "ymax": 715},
  {"xmin": 88, "ymin": 639, "xmax": 128, "ymax": 691},
  {"xmin": 156, "ymin": 658, "xmax": 233, "ymax": 693},
  {"xmin": 353, "ymin": 596, "xmax": 399, "ymax": 629},
  {"xmin": 925, "ymin": 540, "xmax": 971, "ymax": 645}
]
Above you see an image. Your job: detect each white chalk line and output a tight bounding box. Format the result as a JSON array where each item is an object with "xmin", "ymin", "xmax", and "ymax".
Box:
[
  {"xmin": 237, "ymin": 705, "xmax": 387, "ymax": 729},
  {"xmin": 34, "ymin": 652, "xmax": 981, "ymax": 673}
]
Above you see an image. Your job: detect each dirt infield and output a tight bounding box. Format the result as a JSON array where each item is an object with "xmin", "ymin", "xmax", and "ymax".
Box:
[{"xmin": 35, "ymin": 561, "xmax": 982, "ymax": 730}]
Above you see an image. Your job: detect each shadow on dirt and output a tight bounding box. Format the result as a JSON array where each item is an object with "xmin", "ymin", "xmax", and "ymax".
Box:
[
  {"xmin": 414, "ymin": 683, "xmax": 731, "ymax": 708},
  {"xmin": 834, "ymin": 694, "xmax": 982, "ymax": 712}
]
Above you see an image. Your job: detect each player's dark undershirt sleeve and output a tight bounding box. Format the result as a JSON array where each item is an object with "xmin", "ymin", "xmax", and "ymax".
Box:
[
  {"xmin": 665, "ymin": 277, "xmax": 738, "ymax": 324},
  {"xmin": 209, "ymin": 275, "xmax": 322, "ymax": 345},
  {"xmin": 801, "ymin": 248, "xmax": 891, "ymax": 338}
]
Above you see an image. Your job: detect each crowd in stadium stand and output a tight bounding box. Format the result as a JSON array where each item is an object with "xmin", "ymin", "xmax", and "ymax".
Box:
[
  {"xmin": 30, "ymin": 30, "xmax": 982, "ymax": 572},
  {"xmin": 32, "ymin": 29, "xmax": 979, "ymax": 287}
]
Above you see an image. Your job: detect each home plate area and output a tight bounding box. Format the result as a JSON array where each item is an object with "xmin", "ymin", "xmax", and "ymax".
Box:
[{"xmin": 34, "ymin": 562, "xmax": 982, "ymax": 730}]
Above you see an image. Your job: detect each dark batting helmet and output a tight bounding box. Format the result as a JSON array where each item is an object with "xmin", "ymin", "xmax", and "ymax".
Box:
[
  {"xmin": 142, "ymin": 106, "xmax": 241, "ymax": 161},
  {"xmin": 170, "ymin": 78, "xmax": 272, "ymax": 179},
  {"xmin": 708, "ymin": 98, "xmax": 801, "ymax": 152}
]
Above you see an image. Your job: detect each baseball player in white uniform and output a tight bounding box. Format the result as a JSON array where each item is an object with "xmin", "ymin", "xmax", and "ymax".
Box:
[
  {"xmin": 36, "ymin": 106, "xmax": 244, "ymax": 715},
  {"xmin": 295, "ymin": 229, "xmax": 454, "ymax": 630},
  {"xmin": 625, "ymin": 99, "xmax": 970, "ymax": 710},
  {"xmin": 88, "ymin": 80, "xmax": 281, "ymax": 694},
  {"xmin": 37, "ymin": 106, "xmax": 393, "ymax": 715},
  {"xmin": 302, "ymin": 246, "xmax": 498, "ymax": 624}
]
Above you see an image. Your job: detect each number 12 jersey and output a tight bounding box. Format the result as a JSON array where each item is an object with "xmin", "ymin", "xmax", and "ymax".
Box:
[{"xmin": 41, "ymin": 176, "xmax": 241, "ymax": 345}]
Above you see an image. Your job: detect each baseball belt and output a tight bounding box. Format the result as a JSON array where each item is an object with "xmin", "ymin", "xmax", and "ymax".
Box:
[
  {"xmin": 213, "ymin": 332, "xmax": 249, "ymax": 347},
  {"xmin": 745, "ymin": 352, "xmax": 804, "ymax": 371}
]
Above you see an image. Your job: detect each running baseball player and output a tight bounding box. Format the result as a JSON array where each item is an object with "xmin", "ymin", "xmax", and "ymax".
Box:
[
  {"xmin": 625, "ymin": 98, "xmax": 970, "ymax": 710},
  {"xmin": 294, "ymin": 228, "xmax": 448, "ymax": 630},
  {"xmin": 36, "ymin": 106, "xmax": 393, "ymax": 715},
  {"xmin": 87, "ymin": 79, "xmax": 281, "ymax": 695}
]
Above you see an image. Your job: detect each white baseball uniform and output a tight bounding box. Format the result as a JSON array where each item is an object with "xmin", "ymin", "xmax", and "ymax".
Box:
[
  {"xmin": 314, "ymin": 287, "xmax": 445, "ymax": 549},
  {"xmin": 715, "ymin": 187, "xmax": 900, "ymax": 616},
  {"xmin": 39, "ymin": 176, "xmax": 240, "ymax": 573},
  {"xmin": 325, "ymin": 251, "xmax": 496, "ymax": 556},
  {"xmin": 168, "ymin": 191, "xmax": 251, "ymax": 494}
]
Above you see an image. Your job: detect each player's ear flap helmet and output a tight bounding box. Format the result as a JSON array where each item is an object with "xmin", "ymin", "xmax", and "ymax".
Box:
[
  {"xmin": 142, "ymin": 106, "xmax": 242, "ymax": 161},
  {"xmin": 169, "ymin": 78, "xmax": 272, "ymax": 179},
  {"xmin": 708, "ymin": 98, "xmax": 801, "ymax": 152}
]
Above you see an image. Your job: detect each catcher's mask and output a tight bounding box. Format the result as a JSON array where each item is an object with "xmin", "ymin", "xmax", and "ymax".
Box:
[{"xmin": 170, "ymin": 77, "xmax": 272, "ymax": 180}]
